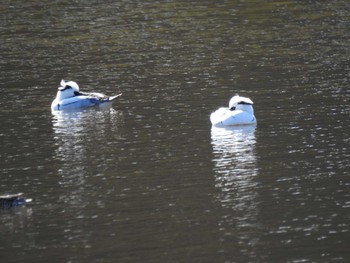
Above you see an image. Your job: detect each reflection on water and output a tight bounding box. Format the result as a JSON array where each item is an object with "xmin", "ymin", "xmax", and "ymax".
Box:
[
  {"xmin": 0, "ymin": 207, "xmax": 35, "ymax": 261},
  {"xmin": 51, "ymin": 108, "xmax": 124, "ymax": 252},
  {"xmin": 0, "ymin": 207, "xmax": 34, "ymax": 233},
  {"xmin": 211, "ymin": 126, "xmax": 259, "ymax": 258},
  {"xmin": 52, "ymin": 107, "xmax": 124, "ymax": 204}
]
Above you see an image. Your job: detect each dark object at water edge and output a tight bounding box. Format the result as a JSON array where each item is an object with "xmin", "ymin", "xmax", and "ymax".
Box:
[{"xmin": 0, "ymin": 193, "xmax": 32, "ymax": 209}]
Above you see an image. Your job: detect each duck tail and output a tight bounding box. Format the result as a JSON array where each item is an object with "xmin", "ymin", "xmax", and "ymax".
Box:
[{"xmin": 109, "ymin": 93, "xmax": 122, "ymax": 102}]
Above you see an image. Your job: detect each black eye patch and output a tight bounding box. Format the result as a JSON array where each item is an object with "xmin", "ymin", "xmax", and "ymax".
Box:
[
  {"xmin": 237, "ymin": 101, "xmax": 252, "ymax": 105},
  {"xmin": 61, "ymin": 85, "xmax": 73, "ymax": 91}
]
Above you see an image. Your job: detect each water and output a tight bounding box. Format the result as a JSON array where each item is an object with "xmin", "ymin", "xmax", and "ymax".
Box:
[{"xmin": 1, "ymin": 1, "xmax": 349, "ymax": 262}]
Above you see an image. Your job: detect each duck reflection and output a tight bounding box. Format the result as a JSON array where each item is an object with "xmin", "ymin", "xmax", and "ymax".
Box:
[
  {"xmin": 51, "ymin": 107, "xmax": 124, "ymax": 249},
  {"xmin": 52, "ymin": 108, "xmax": 123, "ymax": 214},
  {"xmin": 52, "ymin": 107, "xmax": 124, "ymax": 207},
  {"xmin": 211, "ymin": 126, "xmax": 260, "ymax": 253}
]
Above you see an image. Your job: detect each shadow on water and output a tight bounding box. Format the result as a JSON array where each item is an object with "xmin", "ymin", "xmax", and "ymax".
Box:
[{"xmin": 211, "ymin": 125, "xmax": 260, "ymax": 260}]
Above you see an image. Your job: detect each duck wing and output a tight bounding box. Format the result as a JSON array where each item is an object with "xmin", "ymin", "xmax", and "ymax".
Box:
[
  {"xmin": 0, "ymin": 193, "xmax": 23, "ymax": 199},
  {"xmin": 74, "ymin": 91, "xmax": 122, "ymax": 102}
]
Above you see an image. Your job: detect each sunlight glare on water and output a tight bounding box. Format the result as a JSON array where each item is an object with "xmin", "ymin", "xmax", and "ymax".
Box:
[{"xmin": 1, "ymin": 0, "xmax": 349, "ymax": 262}]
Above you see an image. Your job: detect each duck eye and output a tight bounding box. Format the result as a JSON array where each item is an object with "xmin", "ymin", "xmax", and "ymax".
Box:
[{"xmin": 230, "ymin": 107, "xmax": 236, "ymax": 111}]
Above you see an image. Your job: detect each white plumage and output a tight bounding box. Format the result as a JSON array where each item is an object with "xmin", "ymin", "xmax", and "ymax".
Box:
[
  {"xmin": 210, "ymin": 95, "xmax": 257, "ymax": 126},
  {"xmin": 51, "ymin": 80, "xmax": 122, "ymax": 111}
]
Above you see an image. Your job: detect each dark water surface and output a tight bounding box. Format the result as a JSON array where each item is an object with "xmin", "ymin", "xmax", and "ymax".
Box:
[{"xmin": 1, "ymin": 1, "xmax": 349, "ymax": 262}]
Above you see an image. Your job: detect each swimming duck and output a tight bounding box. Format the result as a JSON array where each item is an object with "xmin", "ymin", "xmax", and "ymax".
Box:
[
  {"xmin": 0, "ymin": 193, "xmax": 32, "ymax": 209},
  {"xmin": 51, "ymin": 80, "xmax": 122, "ymax": 111},
  {"xmin": 210, "ymin": 95, "xmax": 257, "ymax": 126}
]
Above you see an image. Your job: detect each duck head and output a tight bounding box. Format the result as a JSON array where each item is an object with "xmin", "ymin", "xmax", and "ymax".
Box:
[
  {"xmin": 229, "ymin": 95, "xmax": 254, "ymax": 115},
  {"xmin": 56, "ymin": 80, "xmax": 79, "ymax": 100}
]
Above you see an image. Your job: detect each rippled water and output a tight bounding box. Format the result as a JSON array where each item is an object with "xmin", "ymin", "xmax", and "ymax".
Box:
[{"xmin": 1, "ymin": 1, "xmax": 349, "ymax": 262}]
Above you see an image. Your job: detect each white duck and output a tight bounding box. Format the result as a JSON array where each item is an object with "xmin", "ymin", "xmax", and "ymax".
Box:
[
  {"xmin": 51, "ymin": 80, "xmax": 122, "ymax": 111},
  {"xmin": 210, "ymin": 95, "xmax": 257, "ymax": 126}
]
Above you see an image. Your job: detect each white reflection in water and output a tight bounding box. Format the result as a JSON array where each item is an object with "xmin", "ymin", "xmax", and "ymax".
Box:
[
  {"xmin": 211, "ymin": 125, "xmax": 260, "ymax": 252},
  {"xmin": 52, "ymin": 107, "xmax": 123, "ymax": 206},
  {"xmin": 51, "ymin": 107, "xmax": 124, "ymax": 249}
]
